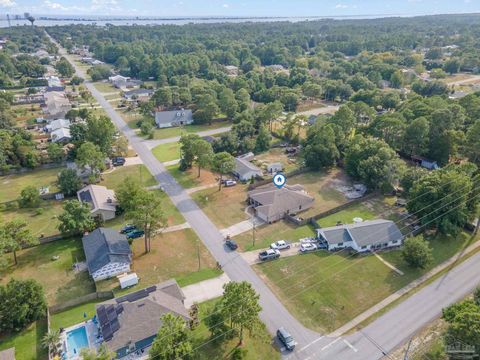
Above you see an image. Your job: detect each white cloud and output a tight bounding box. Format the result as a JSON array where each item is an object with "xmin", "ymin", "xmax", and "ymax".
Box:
[
  {"xmin": 335, "ymin": 3, "xmax": 348, "ymax": 8},
  {"xmin": 223, "ymin": 3, "xmax": 229, "ymax": 8},
  {"xmin": 43, "ymin": 0, "xmax": 67, "ymax": 10},
  {"xmin": 0, "ymin": 0, "xmax": 16, "ymax": 8}
]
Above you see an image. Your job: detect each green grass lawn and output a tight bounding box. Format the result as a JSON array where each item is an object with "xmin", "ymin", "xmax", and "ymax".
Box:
[
  {"xmin": 0, "ymin": 167, "xmax": 62, "ymax": 203},
  {"xmin": 152, "ymin": 142, "xmax": 181, "ymax": 163},
  {"xmin": 235, "ymin": 222, "xmax": 316, "ymax": 252},
  {"xmin": 193, "ymin": 298, "xmax": 280, "ymax": 360},
  {"xmin": 0, "ymin": 238, "xmax": 96, "ymax": 306},
  {"xmin": 99, "ymin": 164, "xmax": 157, "ymax": 191},
  {"xmin": 176, "ymin": 268, "xmax": 224, "ymax": 287},
  {"xmin": 255, "ymin": 230, "xmax": 477, "ymax": 333},
  {"xmin": 95, "ymin": 228, "xmax": 218, "ymax": 295},
  {"xmin": 192, "ymin": 185, "xmax": 250, "ymax": 229},
  {"xmin": 316, "ymin": 202, "xmax": 377, "ymax": 227},
  {"xmin": 152, "ymin": 121, "xmax": 230, "ymax": 140},
  {"xmin": 50, "ymin": 300, "xmax": 103, "ymax": 331},
  {"xmin": 0, "ymin": 200, "xmax": 64, "ymax": 237},
  {"xmin": 167, "ymin": 165, "xmax": 218, "ymax": 189},
  {"xmin": 0, "ymin": 319, "xmax": 48, "ymax": 360},
  {"xmin": 92, "ymin": 81, "xmax": 117, "ymax": 93}
]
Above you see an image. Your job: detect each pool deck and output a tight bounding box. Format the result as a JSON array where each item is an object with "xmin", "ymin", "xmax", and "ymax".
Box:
[{"xmin": 61, "ymin": 320, "xmax": 100, "ymax": 359}]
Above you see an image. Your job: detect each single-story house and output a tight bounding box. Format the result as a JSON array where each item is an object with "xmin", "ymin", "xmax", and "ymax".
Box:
[
  {"xmin": 247, "ymin": 184, "xmax": 314, "ymax": 223},
  {"xmin": 267, "ymin": 162, "xmax": 283, "ymax": 174},
  {"xmin": 82, "ymin": 227, "xmax": 132, "ymax": 281},
  {"xmin": 46, "ymin": 75, "xmax": 62, "ymax": 88},
  {"xmin": 0, "ymin": 348, "xmax": 15, "ymax": 360},
  {"xmin": 109, "ymin": 75, "xmax": 130, "ymax": 88},
  {"xmin": 77, "ymin": 184, "xmax": 117, "ymax": 221},
  {"xmin": 96, "ymin": 279, "xmax": 190, "ymax": 358},
  {"xmin": 123, "ymin": 88, "xmax": 154, "ymax": 101},
  {"xmin": 50, "ymin": 127, "xmax": 71, "ymax": 143},
  {"xmin": 46, "ymin": 118, "xmax": 70, "ymax": 132},
  {"xmin": 202, "ymin": 135, "xmax": 216, "ymax": 143},
  {"xmin": 411, "ymin": 155, "xmax": 439, "ymax": 170},
  {"xmin": 317, "ymin": 219, "xmax": 404, "ymax": 253},
  {"xmin": 224, "ymin": 65, "xmax": 239, "ymax": 76},
  {"xmin": 43, "ymin": 91, "xmax": 71, "ymax": 120},
  {"xmin": 155, "ymin": 109, "xmax": 193, "ymax": 128},
  {"xmin": 233, "ymin": 156, "xmax": 263, "ymax": 181}
]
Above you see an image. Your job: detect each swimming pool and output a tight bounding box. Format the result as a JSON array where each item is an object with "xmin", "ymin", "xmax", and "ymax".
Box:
[{"xmin": 66, "ymin": 326, "xmax": 89, "ymax": 358}]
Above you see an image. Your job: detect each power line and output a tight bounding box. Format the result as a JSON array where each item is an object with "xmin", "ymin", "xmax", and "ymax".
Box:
[{"xmin": 147, "ymin": 184, "xmax": 480, "ymax": 359}]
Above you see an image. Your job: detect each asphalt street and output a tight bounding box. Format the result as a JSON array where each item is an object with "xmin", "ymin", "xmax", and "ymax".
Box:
[{"xmin": 51, "ymin": 34, "xmax": 480, "ymax": 360}]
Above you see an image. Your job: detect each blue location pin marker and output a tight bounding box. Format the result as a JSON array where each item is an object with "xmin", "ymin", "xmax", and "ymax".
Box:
[{"xmin": 273, "ymin": 173, "xmax": 286, "ymax": 189}]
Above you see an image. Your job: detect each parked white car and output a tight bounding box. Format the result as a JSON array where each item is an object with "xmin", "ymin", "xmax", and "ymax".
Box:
[
  {"xmin": 270, "ymin": 240, "xmax": 291, "ymax": 250},
  {"xmin": 224, "ymin": 180, "xmax": 237, "ymax": 187},
  {"xmin": 299, "ymin": 243, "xmax": 317, "ymax": 253},
  {"xmin": 300, "ymin": 237, "xmax": 317, "ymax": 244}
]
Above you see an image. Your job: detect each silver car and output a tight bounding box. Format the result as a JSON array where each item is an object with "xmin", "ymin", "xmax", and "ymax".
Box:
[{"xmin": 270, "ymin": 240, "xmax": 291, "ymax": 250}]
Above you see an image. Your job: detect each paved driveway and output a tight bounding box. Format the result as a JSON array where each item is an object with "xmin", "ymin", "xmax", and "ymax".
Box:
[
  {"xmin": 182, "ymin": 273, "xmax": 231, "ymax": 307},
  {"xmin": 50, "ymin": 33, "xmax": 480, "ymax": 360}
]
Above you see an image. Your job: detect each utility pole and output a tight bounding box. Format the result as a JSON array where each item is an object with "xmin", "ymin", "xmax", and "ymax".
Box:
[
  {"xmin": 252, "ymin": 220, "xmax": 256, "ymax": 247},
  {"xmin": 403, "ymin": 337, "xmax": 413, "ymax": 360},
  {"xmin": 197, "ymin": 238, "xmax": 201, "ymax": 271}
]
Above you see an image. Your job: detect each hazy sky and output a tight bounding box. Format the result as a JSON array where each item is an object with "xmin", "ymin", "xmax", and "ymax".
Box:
[{"xmin": 1, "ymin": 0, "xmax": 479, "ymax": 17}]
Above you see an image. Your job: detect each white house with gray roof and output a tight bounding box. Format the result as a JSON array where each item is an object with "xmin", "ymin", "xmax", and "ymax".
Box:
[
  {"xmin": 82, "ymin": 227, "xmax": 132, "ymax": 281},
  {"xmin": 233, "ymin": 155, "xmax": 263, "ymax": 181},
  {"xmin": 317, "ymin": 219, "xmax": 404, "ymax": 253},
  {"xmin": 155, "ymin": 109, "xmax": 193, "ymax": 128}
]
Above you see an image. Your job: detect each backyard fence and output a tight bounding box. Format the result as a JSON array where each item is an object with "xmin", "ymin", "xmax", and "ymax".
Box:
[
  {"xmin": 48, "ymin": 291, "xmax": 114, "ymax": 314},
  {"xmin": 247, "ymin": 167, "xmax": 309, "ymax": 190},
  {"xmin": 284, "ymin": 191, "xmax": 379, "ymax": 228}
]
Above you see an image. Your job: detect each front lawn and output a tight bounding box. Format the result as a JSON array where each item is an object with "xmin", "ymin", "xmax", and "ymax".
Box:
[
  {"xmin": 255, "ymin": 230, "xmax": 477, "ymax": 333},
  {"xmin": 235, "ymin": 222, "xmax": 316, "ymax": 252},
  {"xmin": 99, "ymin": 164, "xmax": 157, "ymax": 191},
  {"xmin": 92, "ymin": 81, "xmax": 118, "ymax": 94},
  {"xmin": 95, "ymin": 228, "xmax": 218, "ymax": 295},
  {"xmin": 152, "ymin": 121, "xmax": 230, "ymax": 140},
  {"xmin": 0, "ymin": 238, "xmax": 96, "ymax": 306},
  {"xmin": 192, "ymin": 185, "xmax": 250, "ymax": 229},
  {"xmin": 0, "ymin": 167, "xmax": 62, "ymax": 203},
  {"xmin": 0, "ymin": 319, "xmax": 48, "ymax": 360},
  {"xmin": 167, "ymin": 165, "xmax": 217, "ymax": 189},
  {"xmin": 0, "ymin": 200, "xmax": 64, "ymax": 237},
  {"xmin": 152, "ymin": 142, "xmax": 181, "ymax": 163},
  {"xmin": 193, "ymin": 298, "xmax": 280, "ymax": 360}
]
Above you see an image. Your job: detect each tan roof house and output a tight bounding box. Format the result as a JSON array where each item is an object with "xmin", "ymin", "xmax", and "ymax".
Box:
[
  {"xmin": 247, "ymin": 184, "xmax": 314, "ymax": 223},
  {"xmin": 77, "ymin": 184, "xmax": 117, "ymax": 221}
]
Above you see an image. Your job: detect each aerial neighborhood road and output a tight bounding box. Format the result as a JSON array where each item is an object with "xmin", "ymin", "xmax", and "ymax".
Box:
[{"xmin": 49, "ymin": 33, "xmax": 480, "ymax": 360}]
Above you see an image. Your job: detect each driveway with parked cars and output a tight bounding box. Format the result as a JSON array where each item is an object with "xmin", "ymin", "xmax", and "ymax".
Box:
[{"xmin": 241, "ymin": 238, "xmax": 324, "ymax": 265}]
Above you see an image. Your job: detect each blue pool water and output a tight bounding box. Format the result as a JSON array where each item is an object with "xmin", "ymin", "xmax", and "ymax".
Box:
[{"xmin": 66, "ymin": 326, "xmax": 89, "ymax": 358}]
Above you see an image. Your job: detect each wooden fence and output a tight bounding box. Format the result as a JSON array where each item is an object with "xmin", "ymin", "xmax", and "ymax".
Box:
[
  {"xmin": 284, "ymin": 192, "xmax": 379, "ymax": 227},
  {"xmin": 48, "ymin": 291, "xmax": 114, "ymax": 314}
]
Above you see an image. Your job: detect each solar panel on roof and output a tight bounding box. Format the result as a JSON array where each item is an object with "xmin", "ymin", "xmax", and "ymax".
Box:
[
  {"xmin": 102, "ymin": 325, "xmax": 113, "ymax": 341},
  {"xmin": 79, "ymin": 190, "xmax": 93, "ymax": 204},
  {"xmin": 146, "ymin": 286, "xmax": 157, "ymax": 293},
  {"xmin": 126, "ymin": 289, "xmax": 149, "ymax": 302},
  {"xmin": 116, "ymin": 304, "xmax": 124, "ymax": 314},
  {"xmin": 110, "ymin": 318, "xmax": 120, "ymax": 332}
]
